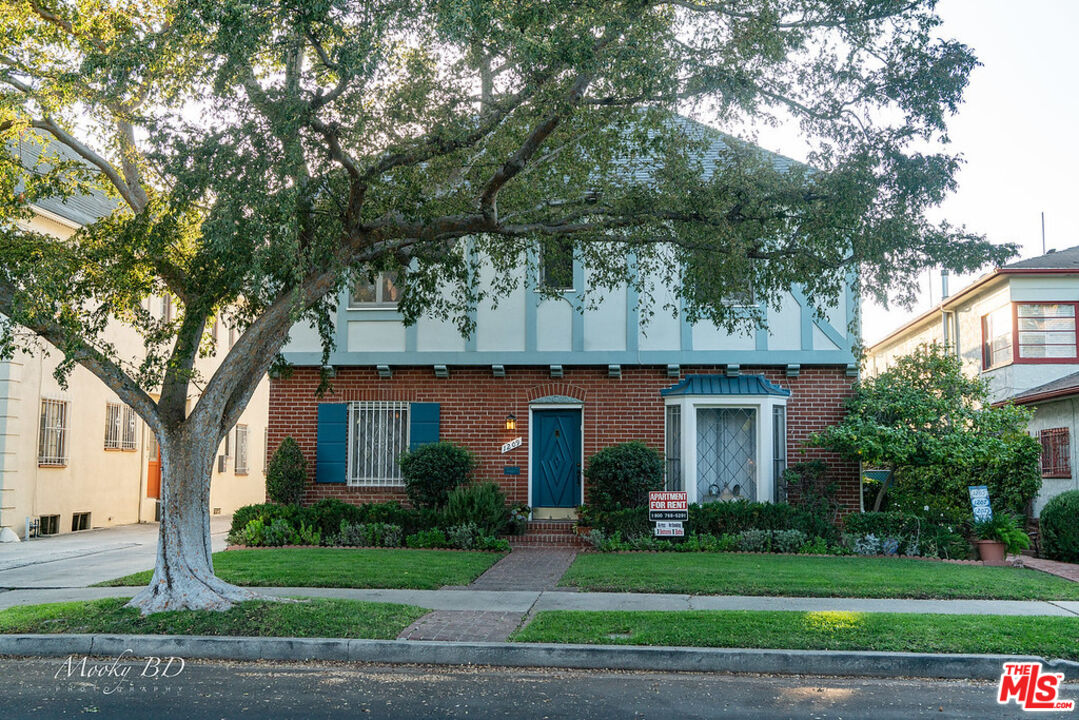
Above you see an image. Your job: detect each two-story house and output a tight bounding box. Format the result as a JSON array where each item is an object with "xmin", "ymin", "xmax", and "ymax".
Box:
[
  {"xmin": 866, "ymin": 245, "xmax": 1079, "ymax": 515},
  {"xmin": 0, "ymin": 134, "xmax": 270, "ymax": 541},
  {"xmin": 271, "ymin": 119, "xmax": 863, "ymax": 525}
]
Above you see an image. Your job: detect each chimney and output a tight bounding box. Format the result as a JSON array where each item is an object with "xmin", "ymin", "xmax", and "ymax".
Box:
[{"xmin": 941, "ymin": 269, "xmax": 950, "ymax": 300}]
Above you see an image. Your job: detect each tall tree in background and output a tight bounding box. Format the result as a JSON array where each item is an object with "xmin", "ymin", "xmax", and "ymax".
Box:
[{"xmin": 1, "ymin": 0, "xmax": 1013, "ymax": 613}]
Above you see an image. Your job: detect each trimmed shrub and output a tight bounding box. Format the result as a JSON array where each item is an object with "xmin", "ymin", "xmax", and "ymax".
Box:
[
  {"xmin": 772, "ymin": 529, "xmax": 809, "ymax": 554},
  {"xmin": 443, "ymin": 482, "xmax": 508, "ymax": 536},
  {"xmin": 1039, "ymin": 490, "xmax": 1079, "ymax": 562},
  {"xmin": 445, "ymin": 522, "xmax": 483, "ymax": 550},
  {"xmin": 336, "ymin": 521, "xmax": 403, "ymax": 548},
  {"xmin": 405, "ymin": 528, "xmax": 448, "ymax": 549},
  {"xmin": 578, "ymin": 506, "xmax": 651, "ymax": 538},
  {"xmin": 399, "ymin": 442, "xmax": 477, "ymax": 509},
  {"xmin": 736, "ymin": 529, "xmax": 772, "ymax": 552},
  {"xmin": 265, "ymin": 436, "xmax": 307, "ymax": 505},
  {"xmin": 585, "ymin": 441, "xmax": 664, "ymax": 511},
  {"xmin": 229, "ymin": 503, "xmax": 307, "ymax": 538}
]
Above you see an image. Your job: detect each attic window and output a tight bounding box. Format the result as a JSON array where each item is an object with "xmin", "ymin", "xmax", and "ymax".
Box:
[{"xmin": 540, "ymin": 239, "xmax": 574, "ymax": 291}]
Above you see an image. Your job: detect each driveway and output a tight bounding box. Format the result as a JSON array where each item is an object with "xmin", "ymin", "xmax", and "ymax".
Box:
[{"xmin": 0, "ymin": 516, "xmax": 232, "ymax": 589}]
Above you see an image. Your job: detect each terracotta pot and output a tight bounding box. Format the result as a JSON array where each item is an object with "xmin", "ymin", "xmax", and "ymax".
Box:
[{"xmin": 975, "ymin": 539, "xmax": 1007, "ymax": 565}]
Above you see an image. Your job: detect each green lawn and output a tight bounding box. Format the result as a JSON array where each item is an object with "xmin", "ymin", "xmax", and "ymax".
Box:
[
  {"xmin": 97, "ymin": 548, "xmax": 503, "ymax": 589},
  {"xmin": 513, "ymin": 610, "xmax": 1079, "ymax": 660},
  {"xmin": 0, "ymin": 597, "xmax": 426, "ymax": 638},
  {"xmin": 561, "ymin": 553, "xmax": 1079, "ymax": 600}
]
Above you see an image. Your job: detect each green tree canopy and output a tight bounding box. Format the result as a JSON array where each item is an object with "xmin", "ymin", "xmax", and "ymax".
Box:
[
  {"xmin": 0, "ymin": 0, "xmax": 1014, "ymax": 612},
  {"xmin": 815, "ymin": 343, "xmax": 1041, "ymax": 515}
]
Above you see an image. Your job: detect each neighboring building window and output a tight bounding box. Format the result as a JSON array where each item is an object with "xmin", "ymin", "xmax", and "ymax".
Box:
[
  {"xmin": 162, "ymin": 295, "xmax": 172, "ymax": 322},
  {"xmin": 347, "ymin": 401, "xmax": 409, "ymax": 486},
  {"xmin": 539, "ymin": 239, "xmax": 574, "ymax": 291},
  {"xmin": 234, "ymin": 424, "xmax": 249, "ymax": 475},
  {"xmin": 1039, "ymin": 427, "xmax": 1071, "ymax": 478},
  {"xmin": 664, "ymin": 405, "xmax": 682, "ymax": 491},
  {"xmin": 1018, "ymin": 304, "xmax": 1078, "ymax": 360},
  {"xmin": 350, "ymin": 271, "xmax": 403, "ymax": 308},
  {"xmin": 104, "ymin": 402, "xmax": 137, "ymax": 450},
  {"xmin": 38, "ymin": 398, "xmax": 69, "ymax": 466},
  {"xmin": 982, "ymin": 305, "xmax": 1012, "ymax": 368}
]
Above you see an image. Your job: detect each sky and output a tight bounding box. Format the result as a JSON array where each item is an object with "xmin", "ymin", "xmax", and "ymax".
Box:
[{"xmin": 738, "ymin": 0, "xmax": 1079, "ymax": 345}]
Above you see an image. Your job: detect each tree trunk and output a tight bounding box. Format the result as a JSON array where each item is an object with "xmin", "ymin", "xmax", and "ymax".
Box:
[{"xmin": 126, "ymin": 423, "xmax": 258, "ymax": 615}]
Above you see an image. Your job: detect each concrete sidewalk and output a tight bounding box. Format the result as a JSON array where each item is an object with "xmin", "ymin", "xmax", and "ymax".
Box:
[{"xmin": 3, "ymin": 585, "xmax": 1077, "ymax": 616}]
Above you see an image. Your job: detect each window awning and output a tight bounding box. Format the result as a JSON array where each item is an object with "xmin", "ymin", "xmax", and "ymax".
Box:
[{"xmin": 660, "ymin": 374, "xmax": 791, "ymax": 398}]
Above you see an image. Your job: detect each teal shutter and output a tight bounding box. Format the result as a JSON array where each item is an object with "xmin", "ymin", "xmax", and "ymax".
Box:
[
  {"xmin": 316, "ymin": 403, "xmax": 348, "ymax": 484},
  {"xmin": 409, "ymin": 402, "xmax": 440, "ymax": 450}
]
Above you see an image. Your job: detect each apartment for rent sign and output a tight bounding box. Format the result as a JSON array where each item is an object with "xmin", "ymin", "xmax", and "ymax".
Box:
[{"xmin": 649, "ymin": 491, "xmax": 688, "ymax": 521}]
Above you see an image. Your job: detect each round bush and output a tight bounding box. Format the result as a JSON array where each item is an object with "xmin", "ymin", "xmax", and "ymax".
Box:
[
  {"xmin": 585, "ymin": 441, "xmax": 664, "ymax": 511},
  {"xmin": 265, "ymin": 436, "xmax": 307, "ymax": 505},
  {"xmin": 443, "ymin": 482, "xmax": 508, "ymax": 536},
  {"xmin": 1040, "ymin": 490, "xmax": 1079, "ymax": 562},
  {"xmin": 399, "ymin": 441, "xmax": 477, "ymax": 509}
]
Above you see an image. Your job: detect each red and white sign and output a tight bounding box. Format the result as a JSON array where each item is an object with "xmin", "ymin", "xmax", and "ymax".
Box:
[
  {"xmin": 649, "ymin": 491, "xmax": 688, "ymax": 521},
  {"xmin": 998, "ymin": 662, "xmax": 1074, "ymax": 711},
  {"xmin": 654, "ymin": 521, "xmax": 685, "ymax": 537}
]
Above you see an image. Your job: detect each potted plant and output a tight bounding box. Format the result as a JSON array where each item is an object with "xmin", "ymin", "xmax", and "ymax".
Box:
[
  {"xmin": 508, "ymin": 504, "xmax": 530, "ymax": 536},
  {"xmin": 972, "ymin": 514, "xmax": 1031, "ymax": 565}
]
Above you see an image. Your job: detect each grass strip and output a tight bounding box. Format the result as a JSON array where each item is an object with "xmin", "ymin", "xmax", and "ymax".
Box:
[
  {"xmin": 561, "ymin": 553, "xmax": 1079, "ymax": 600},
  {"xmin": 0, "ymin": 597, "xmax": 427, "ymax": 639},
  {"xmin": 97, "ymin": 547, "xmax": 504, "ymax": 589},
  {"xmin": 512, "ymin": 610, "xmax": 1079, "ymax": 660}
]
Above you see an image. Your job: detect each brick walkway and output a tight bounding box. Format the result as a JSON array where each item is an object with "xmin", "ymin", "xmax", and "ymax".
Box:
[
  {"xmin": 396, "ymin": 549, "xmax": 577, "ymax": 641},
  {"xmin": 396, "ymin": 610, "xmax": 525, "ymax": 642},
  {"xmin": 1021, "ymin": 556, "xmax": 1079, "ymax": 582}
]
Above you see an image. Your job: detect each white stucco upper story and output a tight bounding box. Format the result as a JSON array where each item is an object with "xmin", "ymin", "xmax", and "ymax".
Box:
[
  {"xmin": 280, "ymin": 250, "xmax": 860, "ymax": 370},
  {"xmin": 866, "ymin": 247, "xmax": 1079, "ymax": 403}
]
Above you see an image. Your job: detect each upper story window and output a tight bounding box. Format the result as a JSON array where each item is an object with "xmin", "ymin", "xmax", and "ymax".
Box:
[
  {"xmin": 350, "ymin": 271, "xmax": 403, "ymax": 308},
  {"xmin": 981, "ymin": 305, "xmax": 1013, "ymax": 369},
  {"xmin": 1018, "ymin": 303, "xmax": 1077, "ymax": 360},
  {"xmin": 104, "ymin": 402, "xmax": 137, "ymax": 451},
  {"xmin": 539, "ymin": 239, "xmax": 574, "ymax": 291},
  {"xmin": 1039, "ymin": 427, "xmax": 1071, "ymax": 479}
]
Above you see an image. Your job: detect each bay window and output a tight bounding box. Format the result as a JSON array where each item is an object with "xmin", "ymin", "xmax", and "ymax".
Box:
[{"xmin": 1017, "ymin": 304, "xmax": 1078, "ymax": 360}]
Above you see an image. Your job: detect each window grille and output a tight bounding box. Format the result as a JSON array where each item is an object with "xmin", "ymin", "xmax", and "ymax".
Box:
[
  {"xmin": 235, "ymin": 424, "xmax": 249, "ymax": 475},
  {"xmin": 1039, "ymin": 427, "xmax": 1071, "ymax": 479},
  {"xmin": 696, "ymin": 407, "xmax": 757, "ymax": 502},
  {"xmin": 38, "ymin": 398, "xmax": 69, "ymax": 466},
  {"xmin": 348, "ymin": 401, "xmax": 409, "ymax": 486},
  {"xmin": 104, "ymin": 403, "xmax": 137, "ymax": 450}
]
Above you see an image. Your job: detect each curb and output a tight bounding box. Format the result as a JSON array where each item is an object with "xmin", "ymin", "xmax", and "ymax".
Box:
[{"xmin": 1, "ymin": 634, "xmax": 1076, "ymax": 680}]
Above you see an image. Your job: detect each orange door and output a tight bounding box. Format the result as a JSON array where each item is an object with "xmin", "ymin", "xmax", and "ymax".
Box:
[{"xmin": 147, "ymin": 433, "xmax": 161, "ymax": 499}]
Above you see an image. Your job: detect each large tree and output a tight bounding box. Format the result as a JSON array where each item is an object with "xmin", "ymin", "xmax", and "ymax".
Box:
[{"xmin": 1, "ymin": 0, "xmax": 1013, "ymax": 613}]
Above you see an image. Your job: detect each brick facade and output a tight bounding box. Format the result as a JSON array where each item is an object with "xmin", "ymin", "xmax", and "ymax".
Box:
[{"xmin": 267, "ymin": 365, "xmax": 860, "ymax": 513}]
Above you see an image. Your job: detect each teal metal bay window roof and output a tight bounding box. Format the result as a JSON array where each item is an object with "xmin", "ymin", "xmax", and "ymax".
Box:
[{"xmin": 660, "ymin": 374, "xmax": 791, "ymax": 397}]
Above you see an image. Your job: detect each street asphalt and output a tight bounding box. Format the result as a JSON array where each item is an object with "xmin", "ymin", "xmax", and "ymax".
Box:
[{"xmin": 3, "ymin": 657, "xmax": 1068, "ymax": 719}]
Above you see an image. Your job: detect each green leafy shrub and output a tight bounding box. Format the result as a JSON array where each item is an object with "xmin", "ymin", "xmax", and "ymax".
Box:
[
  {"xmin": 263, "ymin": 518, "xmax": 293, "ymax": 547},
  {"xmin": 772, "ymin": 529, "xmax": 809, "ymax": 554},
  {"xmin": 265, "ymin": 436, "xmax": 307, "ymax": 505},
  {"xmin": 476, "ymin": 536, "xmax": 512, "ymax": 552},
  {"xmin": 688, "ymin": 500, "xmax": 834, "ymax": 540},
  {"xmin": 783, "ymin": 460, "xmax": 840, "ymax": 530},
  {"xmin": 445, "ymin": 523, "xmax": 483, "ymax": 550},
  {"xmin": 1040, "ymin": 490, "xmax": 1079, "ymax": 562},
  {"xmin": 577, "ymin": 506, "xmax": 651, "ymax": 538},
  {"xmin": 288, "ymin": 521, "xmax": 322, "ymax": 546},
  {"xmin": 443, "ymin": 482, "xmax": 508, "ymax": 536},
  {"xmin": 230, "ymin": 503, "xmax": 306, "ymax": 537},
  {"xmin": 799, "ymin": 537, "xmax": 830, "ymax": 554},
  {"xmin": 399, "ymin": 442, "xmax": 477, "ymax": 509},
  {"xmin": 736, "ymin": 529, "xmax": 772, "ymax": 552},
  {"xmin": 585, "ymin": 441, "xmax": 664, "ymax": 511},
  {"xmin": 231, "ymin": 517, "xmax": 266, "ymax": 546},
  {"xmin": 405, "ymin": 529, "xmax": 448, "ymax": 549},
  {"xmin": 973, "ymin": 514, "xmax": 1031, "ymax": 554},
  {"xmin": 335, "ymin": 521, "xmax": 403, "ymax": 548}
]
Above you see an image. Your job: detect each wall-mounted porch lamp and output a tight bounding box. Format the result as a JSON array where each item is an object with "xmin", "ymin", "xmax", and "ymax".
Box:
[{"xmin": 505, "ymin": 414, "xmax": 517, "ymax": 431}]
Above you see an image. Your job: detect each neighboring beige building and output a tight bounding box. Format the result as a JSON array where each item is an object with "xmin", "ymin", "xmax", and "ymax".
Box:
[
  {"xmin": 866, "ymin": 245, "xmax": 1079, "ymax": 515},
  {"xmin": 0, "ymin": 138, "xmax": 268, "ymax": 541}
]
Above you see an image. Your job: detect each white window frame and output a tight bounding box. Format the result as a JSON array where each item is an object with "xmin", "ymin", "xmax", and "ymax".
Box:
[
  {"xmin": 346, "ymin": 401, "xmax": 409, "ymax": 486},
  {"xmin": 664, "ymin": 395, "xmax": 788, "ymax": 504},
  {"xmin": 38, "ymin": 398, "xmax": 69, "ymax": 467},
  {"xmin": 104, "ymin": 402, "xmax": 138, "ymax": 451},
  {"xmin": 234, "ymin": 424, "xmax": 249, "ymax": 475},
  {"xmin": 349, "ymin": 271, "xmax": 403, "ymax": 309}
]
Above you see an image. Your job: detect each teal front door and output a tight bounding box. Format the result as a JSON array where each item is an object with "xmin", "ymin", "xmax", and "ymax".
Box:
[{"xmin": 532, "ymin": 409, "xmax": 582, "ymax": 507}]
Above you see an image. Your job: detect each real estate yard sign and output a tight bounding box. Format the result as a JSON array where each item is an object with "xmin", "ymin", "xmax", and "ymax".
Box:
[
  {"xmin": 650, "ymin": 491, "xmax": 688, "ymax": 537},
  {"xmin": 969, "ymin": 485, "xmax": 993, "ymax": 522}
]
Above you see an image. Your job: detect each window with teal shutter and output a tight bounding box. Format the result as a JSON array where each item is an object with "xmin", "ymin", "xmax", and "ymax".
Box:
[
  {"xmin": 409, "ymin": 402, "xmax": 440, "ymax": 450},
  {"xmin": 315, "ymin": 403, "xmax": 348, "ymax": 484}
]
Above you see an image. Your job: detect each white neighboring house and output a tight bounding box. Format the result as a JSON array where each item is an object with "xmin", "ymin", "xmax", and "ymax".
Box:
[
  {"xmin": 0, "ymin": 135, "xmax": 269, "ymax": 541},
  {"xmin": 866, "ymin": 245, "xmax": 1079, "ymax": 515}
]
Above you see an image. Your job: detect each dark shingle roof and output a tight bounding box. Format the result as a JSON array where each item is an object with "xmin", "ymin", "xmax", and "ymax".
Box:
[
  {"xmin": 661, "ymin": 373, "xmax": 791, "ymax": 397},
  {"xmin": 1008, "ymin": 370, "xmax": 1079, "ymax": 405},
  {"xmin": 13, "ymin": 131, "xmax": 120, "ymax": 226},
  {"xmin": 1004, "ymin": 244, "xmax": 1079, "ymax": 271}
]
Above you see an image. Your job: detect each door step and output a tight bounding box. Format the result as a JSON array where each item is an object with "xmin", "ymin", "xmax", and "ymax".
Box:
[{"xmin": 504, "ymin": 520, "xmax": 588, "ymax": 548}]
